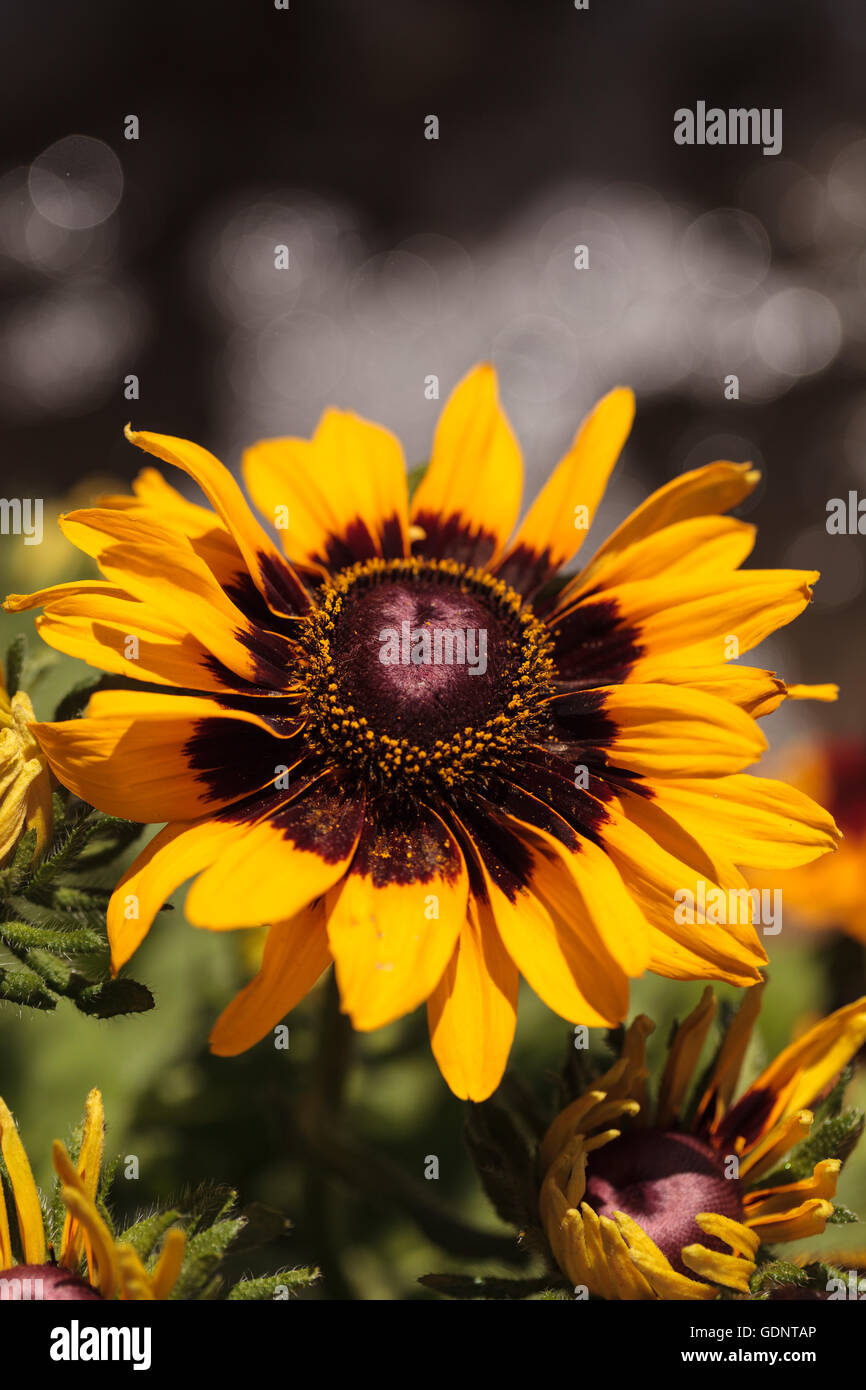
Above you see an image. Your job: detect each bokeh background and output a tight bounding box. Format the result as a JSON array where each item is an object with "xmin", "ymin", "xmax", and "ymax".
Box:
[{"xmin": 1, "ymin": 0, "xmax": 865, "ymax": 1297}]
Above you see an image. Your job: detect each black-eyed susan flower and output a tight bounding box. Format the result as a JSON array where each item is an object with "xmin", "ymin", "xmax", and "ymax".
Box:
[
  {"xmin": 539, "ymin": 985, "xmax": 866, "ymax": 1300},
  {"xmin": 0, "ymin": 658, "xmax": 52, "ymax": 866},
  {"xmin": 0, "ymin": 1088, "xmax": 184, "ymax": 1299},
  {"xmin": 4, "ymin": 366, "xmax": 840, "ymax": 1099}
]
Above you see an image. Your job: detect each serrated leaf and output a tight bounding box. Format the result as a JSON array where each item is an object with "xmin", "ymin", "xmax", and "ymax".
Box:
[
  {"xmin": 228, "ymin": 1268, "xmax": 320, "ymax": 1300},
  {"xmin": 74, "ymin": 978, "xmax": 155, "ymax": 1018}
]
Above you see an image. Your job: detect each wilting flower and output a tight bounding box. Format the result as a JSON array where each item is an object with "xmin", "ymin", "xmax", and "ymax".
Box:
[
  {"xmin": 0, "ymin": 1088, "xmax": 184, "ymax": 1300},
  {"xmin": 5, "ymin": 365, "xmax": 839, "ymax": 1098},
  {"xmin": 752, "ymin": 738, "xmax": 866, "ymax": 943},
  {"xmin": 540, "ymin": 986, "xmax": 866, "ymax": 1300},
  {"xmin": 0, "ymin": 660, "xmax": 52, "ymax": 865}
]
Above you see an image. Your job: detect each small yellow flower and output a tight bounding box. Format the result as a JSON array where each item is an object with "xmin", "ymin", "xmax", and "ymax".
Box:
[
  {"xmin": 0, "ymin": 1088, "xmax": 184, "ymax": 1300},
  {"xmin": 0, "ymin": 660, "xmax": 53, "ymax": 866},
  {"xmin": 540, "ymin": 985, "xmax": 866, "ymax": 1299}
]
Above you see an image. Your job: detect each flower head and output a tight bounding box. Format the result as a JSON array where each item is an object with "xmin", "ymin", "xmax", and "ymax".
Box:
[
  {"xmin": 540, "ymin": 986, "xmax": 866, "ymax": 1299},
  {"xmin": 0, "ymin": 1088, "xmax": 184, "ymax": 1300},
  {"xmin": 0, "ymin": 660, "xmax": 52, "ymax": 865},
  {"xmin": 5, "ymin": 365, "xmax": 839, "ymax": 1098}
]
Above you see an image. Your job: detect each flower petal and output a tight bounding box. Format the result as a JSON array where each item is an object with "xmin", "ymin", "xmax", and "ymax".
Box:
[
  {"xmin": 34, "ymin": 691, "xmax": 304, "ymax": 823},
  {"xmin": 326, "ymin": 802, "xmax": 468, "ymax": 1031},
  {"xmin": 243, "ymin": 409, "xmax": 409, "ymax": 570},
  {"xmin": 124, "ymin": 426, "xmax": 309, "ymax": 616},
  {"xmin": 210, "ymin": 904, "xmax": 332, "ymax": 1056},
  {"xmin": 186, "ymin": 775, "xmax": 366, "ymax": 930},
  {"xmin": 495, "ymin": 387, "xmax": 634, "ymax": 595},
  {"xmin": 410, "ymin": 364, "xmax": 522, "ymax": 567},
  {"xmin": 427, "ymin": 893, "xmax": 518, "ymax": 1101}
]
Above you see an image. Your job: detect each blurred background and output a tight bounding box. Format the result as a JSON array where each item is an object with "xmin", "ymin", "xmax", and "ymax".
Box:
[{"xmin": 1, "ymin": 0, "xmax": 865, "ymax": 1297}]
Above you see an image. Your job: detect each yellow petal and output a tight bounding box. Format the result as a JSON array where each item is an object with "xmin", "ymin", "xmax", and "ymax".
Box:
[
  {"xmin": 656, "ymin": 986, "xmax": 717, "ymax": 1127},
  {"xmin": 410, "ymin": 364, "xmax": 522, "ymax": 567},
  {"xmin": 210, "ymin": 906, "xmax": 331, "ymax": 1056},
  {"xmin": 495, "ymin": 387, "xmax": 634, "ymax": 593},
  {"xmin": 0, "ymin": 1096, "xmax": 45, "ymax": 1264}
]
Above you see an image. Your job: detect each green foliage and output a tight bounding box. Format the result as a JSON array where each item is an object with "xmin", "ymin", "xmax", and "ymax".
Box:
[
  {"xmin": 826, "ymin": 1203, "xmax": 860, "ymax": 1225},
  {"xmin": 4, "ymin": 633, "xmax": 27, "ymax": 698},
  {"xmin": 750, "ymin": 1259, "xmax": 810, "ymax": 1296},
  {"xmin": 759, "ymin": 1108, "xmax": 865, "ymax": 1189},
  {"xmin": 0, "ymin": 660, "xmax": 153, "ymax": 1020},
  {"xmin": 227, "ymin": 1269, "xmax": 320, "ymax": 1300},
  {"xmin": 464, "ymin": 1099, "xmax": 538, "ymax": 1229}
]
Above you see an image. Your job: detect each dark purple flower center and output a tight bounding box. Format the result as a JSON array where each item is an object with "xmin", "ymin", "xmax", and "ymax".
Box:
[
  {"xmin": 300, "ymin": 558, "xmax": 554, "ymax": 795},
  {"xmin": 332, "ymin": 576, "xmax": 517, "ymax": 737},
  {"xmin": 584, "ymin": 1129, "xmax": 744, "ymax": 1274},
  {"xmin": 0, "ymin": 1263, "xmax": 103, "ymax": 1300}
]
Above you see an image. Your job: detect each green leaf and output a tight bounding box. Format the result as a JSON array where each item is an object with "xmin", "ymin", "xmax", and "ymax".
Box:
[
  {"xmin": 0, "ymin": 828, "xmax": 39, "ymax": 896},
  {"xmin": 22, "ymin": 812, "xmax": 104, "ymax": 896},
  {"xmin": 0, "ymin": 918, "xmax": 104, "ymax": 956},
  {"xmin": 759, "ymin": 1109, "xmax": 865, "ymax": 1187},
  {"xmin": 814, "ymin": 1066, "xmax": 853, "ymax": 1125},
  {"xmin": 21, "ymin": 947, "xmax": 81, "ymax": 994},
  {"xmin": 227, "ymin": 1202, "xmax": 291, "ymax": 1253},
  {"xmin": 169, "ymin": 1218, "xmax": 246, "ymax": 1300},
  {"xmin": 118, "ymin": 1210, "xmax": 183, "ymax": 1262},
  {"xmin": 464, "ymin": 1100, "xmax": 537, "ymax": 1228},
  {"xmin": 227, "ymin": 1268, "xmax": 320, "ymax": 1300},
  {"xmin": 77, "ymin": 818, "xmax": 143, "ymax": 869},
  {"xmin": 750, "ymin": 1259, "xmax": 809, "ymax": 1296},
  {"xmin": 53, "ymin": 675, "xmax": 111, "ymax": 723},
  {"xmin": 0, "ymin": 964, "xmax": 56, "ymax": 1009},
  {"xmin": 4, "ymin": 634, "xmax": 27, "ymax": 698},
  {"xmin": 826, "ymin": 1204, "xmax": 860, "ymax": 1225},
  {"xmin": 74, "ymin": 978, "xmax": 155, "ymax": 1018}
]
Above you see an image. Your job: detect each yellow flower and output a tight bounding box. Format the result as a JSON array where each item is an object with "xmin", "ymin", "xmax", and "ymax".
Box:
[
  {"xmin": 4, "ymin": 365, "xmax": 840, "ymax": 1100},
  {"xmin": 0, "ymin": 661, "xmax": 52, "ymax": 865},
  {"xmin": 540, "ymin": 985, "xmax": 866, "ymax": 1299},
  {"xmin": 0, "ymin": 1088, "xmax": 184, "ymax": 1300}
]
